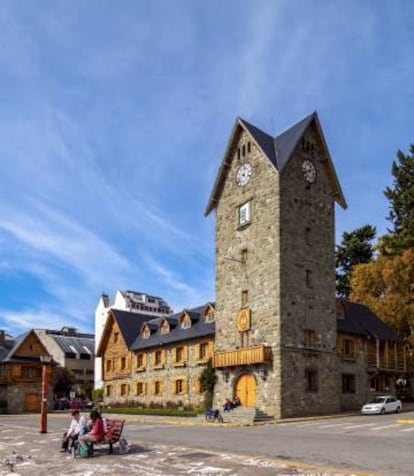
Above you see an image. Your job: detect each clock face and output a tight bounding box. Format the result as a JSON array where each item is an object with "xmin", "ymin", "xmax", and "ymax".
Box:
[
  {"xmin": 236, "ymin": 163, "xmax": 252, "ymax": 187},
  {"xmin": 302, "ymin": 159, "xmax": 317, "ymax": 183}
]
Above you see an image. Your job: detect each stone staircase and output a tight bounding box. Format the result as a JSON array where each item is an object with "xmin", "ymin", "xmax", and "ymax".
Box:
[{"xmin": 221, "ymin": 406, "xmax": 274, "ymax": 424}]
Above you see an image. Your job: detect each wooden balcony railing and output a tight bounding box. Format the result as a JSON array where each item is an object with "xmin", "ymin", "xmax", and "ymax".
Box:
[{"xmin": 213, "ymin": 345, "xmax": 272, "ymax": 368}]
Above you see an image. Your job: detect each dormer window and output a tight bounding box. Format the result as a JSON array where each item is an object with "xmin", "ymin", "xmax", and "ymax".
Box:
[
  {"xmin": 181, "ymin": 314, "xmax": 191, "ymax": 329},
  {"xmin": 160, "ymin": 320, "xmax": 169, "ymax": 334},
  {"xmin": 205, "ymin": 309, "xmax": 215, "ymax": 323},
  {"xmin": 142, "ymin": 325, "xmax": 151, "ymax": 339}
]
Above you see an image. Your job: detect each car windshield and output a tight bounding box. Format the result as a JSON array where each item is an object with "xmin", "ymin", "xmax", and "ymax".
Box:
[{"xmin": 368, "ymin": 397, "xmax": 386, "ymax": 404}]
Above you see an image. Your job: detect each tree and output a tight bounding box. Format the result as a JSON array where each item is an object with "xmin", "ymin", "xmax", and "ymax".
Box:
[
  {"xmin": 53, "ymin": 366, "xmax": 76, "ymax": 398},
  {"xmin": 350, "ymin": 248, "xmax": 414, "ymax": 370},
  {"xmin": 199, "ymin": 358, "xmax": 217, "ymax": 408},
  {"xmin": 335, "ymin": 225, "xmax": 376, "ymax": 298},
  {"xmin": 379, "ymin": 144, "xmax": 414, "ymax": 255}
]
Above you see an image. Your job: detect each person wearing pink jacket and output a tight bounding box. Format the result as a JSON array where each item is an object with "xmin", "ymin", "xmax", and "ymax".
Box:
[{"xmin": 78, "ymin": 410, "xmax": 105, "ymax": 456}]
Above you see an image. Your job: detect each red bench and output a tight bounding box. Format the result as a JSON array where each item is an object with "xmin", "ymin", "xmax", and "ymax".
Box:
[{"xmin": 103, "ymin": 419, "xmax": 126, "ymax": 454}]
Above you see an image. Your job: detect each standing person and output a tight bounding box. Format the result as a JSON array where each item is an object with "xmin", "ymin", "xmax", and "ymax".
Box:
[
  {"xmin": 61, "ymin": 410, "xmax": 87, "ymax": 453},
  {"xmin": 78, "ymin": 410, "xmax": 105, "ymax": 457}
]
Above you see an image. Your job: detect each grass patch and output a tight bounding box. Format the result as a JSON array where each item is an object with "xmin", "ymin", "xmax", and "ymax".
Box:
[{"xmin": 103, "ymin": 407, "xmax": 202, "ymax": 417}]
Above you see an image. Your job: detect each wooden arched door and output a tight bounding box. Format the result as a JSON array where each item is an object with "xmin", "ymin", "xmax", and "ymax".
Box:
[{"xmin": 235, "ymin": 373, "xmax": 256, "ymax": 406}]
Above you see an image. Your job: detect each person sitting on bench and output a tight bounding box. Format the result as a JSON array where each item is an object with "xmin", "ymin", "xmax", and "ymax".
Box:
[
  {"xmin": 78, "ymin": 410, "xmax": 105, "ymax": 456},
  {"xmin": 61, "ymin": 410, "xmax": 87, "ymax": 453}
]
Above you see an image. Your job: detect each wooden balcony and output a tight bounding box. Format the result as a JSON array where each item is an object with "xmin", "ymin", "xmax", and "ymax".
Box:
[{"xmin": 213, "ymin": 345, "xmax": 272, "ymax": 368}]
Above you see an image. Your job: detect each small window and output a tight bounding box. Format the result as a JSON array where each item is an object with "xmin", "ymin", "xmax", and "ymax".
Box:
[
  {"xmin": 154, "ymin": 350, "xmax": 162, "ymax": 366},
  {"xmin": 106, "ymin": 360, "xmax": 112, "ymax": 372},
  {"xmin": 142, "ymin": 326, "xmax": 151, "ymax": 338},
  {"xmin": 175, "ymin": 379, "xmax": 183, "ymax": 394},
  {"xmin": 120, "ymin": 383, "xmax": 128, "ymax": 396},
  {"xmin": 175, "ymin": 347, "xmax": 183, "ymax": 363},
  {"xmin": 304, "ymin": 329, "xmax": 315, "ymax": 348},
  {"xmin": 241, "ymin": 290, "xmax": 248, "ymax": 307},
  {"xmin": 121, "ymin": 357, "xmax": 126, "ymax": 370},
  {"xmin": 241, "ymin": 248, "xmax": 248, "ymax": 263},
  {"xmin": 181, "ymin": 315, "xmax": 191, "ymax": 329},
  {"xmin": 154, "ymin": 381, "xmax": 161, "ymax": 395},
  {"xmin": 342, "ymin": 374, "xmax": 356, "ymax": 393},
  {"xmin": 305, "ymin": 368, "xmax": 318, "ymax": 392},
  {"xmin": 205, "ymin": 309, "xmax": 215, "ymax": 323},
  {"xmin": 343, "ymin": 339, "xmax": 354, "ymax": 357},
  {"xmin": 136, "ymin": 382, "xmax": 144, "ymax": 396},
  {"xmin": 238, "ymin": 201, "xmax": 252, "ymax": 226},
  {"xmin": 199, "ymin": 342, "xmax": 208, "ymax": 359},
  {"xmin": 247, "ymin": 141, "xmax": 251, "ymax": 153},
  {"xmin": 114, "ymin": 332, "xmax": 119, "ymax": 343},
  {"xmin": 237, "ymin": 148, "xmax": 240, "ymax": 160},
  {"xmin": 242, "ymin": 144, "xmax": 246, "ymax": 156},
  {"xmin": 240, "ymin": 331, "xmax": 249, "ymax": 348},
  {"xmin": 137, "ymin": 353, "xmax": 144, "ymax": 368},
  {"xmin": 106, "ymin": 385, "xmax": 112, "ymax": 397}
]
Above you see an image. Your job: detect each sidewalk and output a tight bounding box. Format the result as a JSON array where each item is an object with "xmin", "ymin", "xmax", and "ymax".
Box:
[{"xmin": 0, "ymin": 419, "xmax": 377, "ymax": 476}]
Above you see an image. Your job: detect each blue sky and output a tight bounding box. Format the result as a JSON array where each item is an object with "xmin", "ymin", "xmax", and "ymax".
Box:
[{"xmin": 1, "ymin": 1, "xmax": 413, "ymax": 337}]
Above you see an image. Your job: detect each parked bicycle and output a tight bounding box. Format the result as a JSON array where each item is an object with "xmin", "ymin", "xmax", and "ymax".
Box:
[{"xmin": 205, "ymin": 408, "xmax": 223, "ymax": 423}]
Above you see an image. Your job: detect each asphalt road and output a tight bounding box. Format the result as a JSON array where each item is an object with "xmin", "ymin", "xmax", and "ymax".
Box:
[{"xmin": 1, "ymin": 411, "xmax": 413, "ymax": 475}]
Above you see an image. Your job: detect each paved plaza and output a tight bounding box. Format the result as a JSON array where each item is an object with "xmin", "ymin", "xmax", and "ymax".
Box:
[{"xmin": 0, "ymin": 416, "xmax": 377, "ymax": 476}]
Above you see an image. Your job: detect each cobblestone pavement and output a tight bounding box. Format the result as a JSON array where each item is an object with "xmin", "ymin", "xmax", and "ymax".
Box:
[{"xmin": 0, "ymin": 423, "xmax": 377, "ymax": 476}]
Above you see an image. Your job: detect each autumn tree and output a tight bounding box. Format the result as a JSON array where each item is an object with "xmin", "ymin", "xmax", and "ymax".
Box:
[
  {"xmin": 335, "ymin": 225, "xmax": 376, "ymax": 298},
  {"xmin": 350, "ymin": 248, "xmax": 414, "ymax": 369},
  {"xmin": 379, "ymin": 143, "xmax": 414, "ymax": 256}
]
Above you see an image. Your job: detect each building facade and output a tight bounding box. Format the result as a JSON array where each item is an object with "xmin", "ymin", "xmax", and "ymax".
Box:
[
  {"xmin": 96, "ymin": 304, "xmax": 215, "ymax": 407},
  {"xmin": 0, "ymin": 330, "xmax": 54, "ymax": 413}
]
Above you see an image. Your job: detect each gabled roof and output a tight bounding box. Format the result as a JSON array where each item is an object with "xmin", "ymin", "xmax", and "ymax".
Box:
[
  {"xmin": 337, "ymin": 300, "xmax": 403, "ymax": 343},
  {"xmin": 131, "ymin": 303, "xmax": 215, "ymax": 351},
  {"xmin": 52, "ymin": 335, "xmax": 94, "ymax": 356},
  {"xmin": 1, "ymin": 331, "xmax": 51, "ymax": 363},
  {"xmin": 96, "ymin": 309, "xmax": 158, "ymax": 356},
  {"xmin": 205, "ymin": 112, "xmax": 347, "ymax": 215}
]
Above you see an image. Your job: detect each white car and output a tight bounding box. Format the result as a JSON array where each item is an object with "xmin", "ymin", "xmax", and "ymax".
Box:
[{"xmin": 361, "ymin": 395, "xmax": 402, "ymax": 415}]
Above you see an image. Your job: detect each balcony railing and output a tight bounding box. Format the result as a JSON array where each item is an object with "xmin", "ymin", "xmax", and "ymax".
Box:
[{"xmin": 213, "ymin": 345, "xmax": 272, "ymax": 368}]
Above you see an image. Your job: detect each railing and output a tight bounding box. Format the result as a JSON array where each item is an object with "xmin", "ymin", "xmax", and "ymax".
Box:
[{"xmin": 213, "ymin": 345, "xmax": 272, "ymax": 368}]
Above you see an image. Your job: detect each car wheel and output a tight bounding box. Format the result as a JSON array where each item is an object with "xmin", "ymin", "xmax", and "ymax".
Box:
[
  {"xmin": 396, "ymin": 406, "xmax": 401, "ymax": 414},
  {"xmin": 380, "ymin": 407, "xmax": 385, "ymax": 415}
]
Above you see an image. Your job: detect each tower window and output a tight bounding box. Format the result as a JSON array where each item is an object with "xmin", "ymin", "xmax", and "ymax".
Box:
[
  {"xmin": 304, "ymin": 329, "xmax": 315, "ymax": 348},
  {"xmin": 242, "ymin": 144, "xmax": 246, "ymax": 156},
  {"xmin": 237, "ymin": 148, "xmax": 240, "ymax": 160},
  {"xmin": 241, "ymin": 290, "xmax": 248, "ymax": 307},
  {"xmin": 305, "ymin": 368, "xmax": 318, "ymax": 392},
  {"xmin": 247, "ymin": 142, "xmax": 251, "ymax": 153},
  {"xmin": 238, "ymin": 201, "xmax": 252, "ymax": 227},
  {"xmin": 241, "ymin": 248, "xmax": 248, "ymax": 263}
]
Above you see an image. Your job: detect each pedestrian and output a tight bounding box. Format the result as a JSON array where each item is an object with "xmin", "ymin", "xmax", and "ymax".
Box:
[
  {"xmin": 60, "ymin": 410, "xmax": 87, "ymax": 453},
  {"xmin": 78, "ymin": 409, "xmax": 105, "ymax": 457}
]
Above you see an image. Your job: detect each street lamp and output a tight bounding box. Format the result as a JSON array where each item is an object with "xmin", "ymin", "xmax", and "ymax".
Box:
[{"xmin": 39, "ymin": 354, "xmax": 52, "ymax": 433}]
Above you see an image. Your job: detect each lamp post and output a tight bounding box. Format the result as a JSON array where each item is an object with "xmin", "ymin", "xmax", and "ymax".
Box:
[{"xmin": 39, "ymin": 355, "xmax": 52, "ymax": 434}]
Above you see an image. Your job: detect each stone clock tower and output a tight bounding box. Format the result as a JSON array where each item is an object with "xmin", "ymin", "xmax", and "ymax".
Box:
[{"xmin": 205, "ymin": 112, "xmax": 347, "ymax": 418}]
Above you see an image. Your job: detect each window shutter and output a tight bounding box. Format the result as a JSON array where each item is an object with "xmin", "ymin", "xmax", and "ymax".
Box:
[
  {"xmin": 162, "ymin": 349, "xmax": 166, "ymax": 364},
  {"xmin": 143, "ymin": 382, "xmax": 147, "ymax": 395},
  {"xmin": 193, "ymin": 377, "xmax": 200, "ymax": 394},
  {"xmin": 183, "ymin": 377, "xmax": 188, "ymax": 394},
  {"xmin": 184, "ymin": 345, "xmax": 188, "ymax": 362},
  {"xmin": 152, "ymin": 352, "xmax": 155, "ymax": 366}
]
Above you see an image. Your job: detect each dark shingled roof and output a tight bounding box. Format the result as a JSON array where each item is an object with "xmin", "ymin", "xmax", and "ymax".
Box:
[
  {"xmin": 131, "ymin": 303, "xmax": 215, "ymax": 351},
  {"xmin": 111, "ymin": 309, "xmax": 158, "ymax": 349},
  {"xmin": 337, "ymin": 300, "xmax": 403, "ymax": 343},
  {"xmin": 239, "ymin": 118, "xmax": 277, "ymax": 165},
  {"xmin": 52, "ymin": 335, "xmax": 94, "ymax": 356}
]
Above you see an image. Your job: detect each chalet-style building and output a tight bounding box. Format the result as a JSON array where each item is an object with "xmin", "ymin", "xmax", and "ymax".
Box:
[
  {"xmin": 0, "ymin": 330, "xmax": 54, "ymax": 413},
  {"xmin": 97, "ymin": 112, "xmax": 407, "ymax": 417},
  {"xmin": 96, "ymin": 304, "xmax": 215, "ymax": 408}
]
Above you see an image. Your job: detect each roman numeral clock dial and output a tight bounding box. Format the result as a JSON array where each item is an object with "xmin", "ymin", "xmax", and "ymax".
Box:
[
  {"xmin": 236, "ymin": 163, "xmax": 252, "ymax": 187},
  {"xmin": 302, "ymin": 159, "xmax": 317, "ymax": 183}
]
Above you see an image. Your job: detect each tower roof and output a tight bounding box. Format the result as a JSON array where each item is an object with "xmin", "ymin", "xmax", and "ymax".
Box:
[{"xmin": 205, "ymin": 111, "xmax": 347, "ymax": 215}]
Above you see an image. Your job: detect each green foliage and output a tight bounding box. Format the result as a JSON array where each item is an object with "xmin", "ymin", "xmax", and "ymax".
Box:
[
  {"xmin": 53, "ymin": 366, "xmax": 76, "ymax": 397},
  {"xmin": 92, "ymin": 388, "xmax": 104, "ymax": 402},
  {"xmin": 379, "ymin": 144, "xmax": 414, "ymax": 255},
  {"xmin": 199, "ymin": 358, "xmax": 217, "ymax": 408},
  {"xmin": 335, "ymin": 225, "xmax": 376, "ymax": 297},
  {"xmin": 80, "ymin": 382, "xmax": 93, "ymax": 399},
  {"xmin": 103, "ymin": 406, "xmax": 200, "ymax": 417}
]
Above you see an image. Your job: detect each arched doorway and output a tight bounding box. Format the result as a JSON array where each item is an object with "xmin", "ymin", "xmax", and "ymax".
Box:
[{"xmin": 235, "ymin": 373, "xmax": 256, "ymax": 406}]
